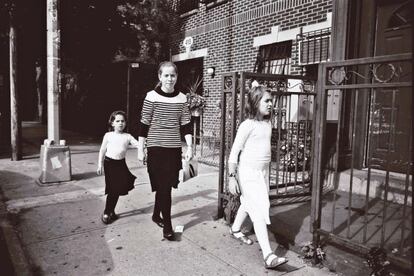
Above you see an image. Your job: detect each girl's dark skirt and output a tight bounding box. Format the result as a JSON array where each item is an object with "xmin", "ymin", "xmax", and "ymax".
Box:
[
  {"xmin": 104, "ymin": 156, "xmax": 136, "ymax": 195},
  {"xmin": 147, "ymin": 147, "xmax": 182, "ymax": 192}
]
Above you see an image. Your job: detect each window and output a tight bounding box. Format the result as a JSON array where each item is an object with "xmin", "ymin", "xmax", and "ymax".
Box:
[
  {"xmin": 203, "ymin": 0, "xmax": 228, "ymax": 8},
  {"xmin": 201, "ymin": 0, "xmax": 216, "ymax": 4},
  {"xmin": 387, "ymin": 1, "xmax": 412, "ymax": 30},
  {"xmin": 297, "ymin": 28, "xmax": 331, "ymax": 65},
  {"xmin": 177, "ymin": 0, "xmax": 199, "ymax": 14},
  {"xmin": 254, "ymin": 40, "xmax": 292, "ymax": 74}
]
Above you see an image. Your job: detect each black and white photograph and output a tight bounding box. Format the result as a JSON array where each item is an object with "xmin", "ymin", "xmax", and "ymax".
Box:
[{"xmin": 0, "ymin": 0, "xmax": 412, "ymax": 275}]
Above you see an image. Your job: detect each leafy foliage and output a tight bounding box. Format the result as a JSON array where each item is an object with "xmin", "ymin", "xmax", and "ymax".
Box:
[
  {"xmin": 365, "ymin": 247, "xmax": 391, "ymax": 276},
  {"xmin": 301, "ymin": 241, "xmax": 326, "ymax": 265},
  {"xmin": 60, "ymin": 0, "xmax": 173, "ymax": 70},
  {"xmin": 271, "ymin": 122, "xmax": 312, "ymax": 171},
  {"xmin": 186, "ymin": 76, "xmax": 206, "ymax": 111}
]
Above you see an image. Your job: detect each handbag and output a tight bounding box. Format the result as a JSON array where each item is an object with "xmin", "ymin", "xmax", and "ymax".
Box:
[{"xmin": 181, "ymin": 158, "xmax": 198, "ymax": 182}]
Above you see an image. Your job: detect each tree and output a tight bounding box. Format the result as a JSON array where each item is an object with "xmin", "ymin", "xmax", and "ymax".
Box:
[
  {"xmin": 0, "ymin": 0, "xmax": 22, "ymax": 160},
  {"xmin": 57, "ymin": 0, "xmax": 177, "ymax": 134},
  {"xmin": 60, "ymin": 0, "xmax": 173, "ymax": 70}
]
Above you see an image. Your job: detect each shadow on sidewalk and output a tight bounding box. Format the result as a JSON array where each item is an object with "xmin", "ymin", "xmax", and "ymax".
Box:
[
  {"xmin": 71, "ymin": 171, "xmax": 100, "ymax": 181},
  {"xmin": 172, "ymin": 188, "xmax": 217, "ymax": 229},
  {"xmin": 0, "ymin": 168, "xmax": 116, "ymax": 275},
  {"xmin": 114, "ymin": 188, "xmax": 217, "ymax": 232},
  {"xmin": 268, "ymin": 195, "xmax": 332, "ymax": 253}
]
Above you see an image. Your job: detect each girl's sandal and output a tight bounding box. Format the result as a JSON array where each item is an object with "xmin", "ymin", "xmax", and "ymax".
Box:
[
  {"xmin": 264, "ymin": 253, "xmax": 288, "ymax": 269},
  {"xmin": 229, "ymin": 228, "xmax": 253, "ymax": 245}
]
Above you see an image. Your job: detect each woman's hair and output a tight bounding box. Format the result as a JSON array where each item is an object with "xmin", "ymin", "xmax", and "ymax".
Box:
[
  {"xmin": 108, "ymin": 110, "xmax": 127, "ymax": 131},
  {"xmin": 158, "ymin": 61, "xmax": 178, "ymax": 75},
  {"xmin": 155, "ymin": 61, "xmax": 178, "ymax": 89},
  {"xmin": 245, "ymin": 85, "xmax": 271, "ymax": 120}
]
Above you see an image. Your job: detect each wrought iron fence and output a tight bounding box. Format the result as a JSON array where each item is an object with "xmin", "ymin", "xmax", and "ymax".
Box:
[
  {"xmin": 193, "ymin": 110, "xmax": 222, "ymax": 167},
  {"xmin": 311, "ymin": 53, "xmax": 412, "ymax": 271},
  {"xmin": 214, "ymin": 72, "xmax": 319, "ymax": 222}
]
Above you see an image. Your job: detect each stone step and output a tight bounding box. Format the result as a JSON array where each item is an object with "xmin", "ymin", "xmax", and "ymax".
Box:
[{"xmin": 337, "ymin": 169, "xmax": 412, "ymax": 206}]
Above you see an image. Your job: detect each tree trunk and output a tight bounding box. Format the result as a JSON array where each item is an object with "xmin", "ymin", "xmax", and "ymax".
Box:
[{"xmin": 9, "ymin": 19, "xmax": 21, "ymax": 161}]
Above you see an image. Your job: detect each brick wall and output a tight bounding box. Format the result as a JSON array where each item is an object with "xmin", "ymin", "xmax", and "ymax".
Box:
[{"xmin": 168, "ymin": 0, "xmax": 332, "ymax": 131}]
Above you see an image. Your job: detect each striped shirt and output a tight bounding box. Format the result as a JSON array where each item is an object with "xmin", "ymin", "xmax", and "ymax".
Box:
[{"xmin": 139, "ymin": 87, "xmax": 192, "ymax": 148}]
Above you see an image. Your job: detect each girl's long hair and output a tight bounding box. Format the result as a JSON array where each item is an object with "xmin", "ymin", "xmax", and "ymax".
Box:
[
  {"xmin": 155, "ymin": 61, "xmax": 178, "ymax": 89},
  {"xmin": 245, "ymin": 85, "xmax": 270, "ymax": 120},
  {"xmin": 107, "ymin": 110, "xmax": 127, "ymax": 131}
]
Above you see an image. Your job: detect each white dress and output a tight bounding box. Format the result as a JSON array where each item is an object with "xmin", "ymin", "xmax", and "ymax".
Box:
[{"xmin": 228, "ymin": 119, "xmax": 272, "ymax": 224}]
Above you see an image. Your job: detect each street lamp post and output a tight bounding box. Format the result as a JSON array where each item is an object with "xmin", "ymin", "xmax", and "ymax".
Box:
[{"xmin": 39, "ymin": 0, "xmax": 71, "ymax": 184}]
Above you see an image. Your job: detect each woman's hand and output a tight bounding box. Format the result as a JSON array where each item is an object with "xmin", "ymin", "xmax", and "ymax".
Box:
[
  {"xmin": 185, "ymin": 146, "xmax": 193, "ymax": 161},
  {"xmin": 228, "ymin": 177, "xmax": 240, "ymax": 195}
]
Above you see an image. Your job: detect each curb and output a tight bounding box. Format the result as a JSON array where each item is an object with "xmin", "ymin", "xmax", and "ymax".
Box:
[{"xmin": 0, "ymin": 193, "xmax": 33, "ymax": 276}]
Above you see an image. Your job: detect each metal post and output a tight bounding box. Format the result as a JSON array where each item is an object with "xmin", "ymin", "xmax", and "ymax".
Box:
[
  {"xmin": 216, "ymin": 74, "xmax": 228, "ymax": 219},
  {"xmin": 46, "ymin": 0, "xmax": 61, "ymax": 143},
  {"xmin": 310, "ymin": 64, "xmax": 328, "ymax": 244},
  {"xmin": 39, "ymin": 0, "xmax": 71, "ymax": 184}
]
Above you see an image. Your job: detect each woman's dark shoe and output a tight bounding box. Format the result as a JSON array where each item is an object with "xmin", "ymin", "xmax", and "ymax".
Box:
[
  {"xmin": 152, "ymin": 216, "xmax": 164, "ymax": 228},
  {"xmin": 163, "ymin": 231, "xmax": 176, "ymax": 241},
  {"xmin": 101, "ymin": 213, "xmax": 111, "ymax": 224}
]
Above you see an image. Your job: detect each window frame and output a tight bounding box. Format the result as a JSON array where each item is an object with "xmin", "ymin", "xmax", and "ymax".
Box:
[{"xmin": 254, "ymin": 40, "xmax": 293, "ymax": 75}]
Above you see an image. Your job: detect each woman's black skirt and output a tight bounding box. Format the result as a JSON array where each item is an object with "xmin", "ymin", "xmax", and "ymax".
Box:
[
  {"xmin": 147, "ymin": 147, "xmax": 182, "ymax": 192},
  {"xmin": 104, "ymin": 156, "xmax": 136, "ymax": 195}
]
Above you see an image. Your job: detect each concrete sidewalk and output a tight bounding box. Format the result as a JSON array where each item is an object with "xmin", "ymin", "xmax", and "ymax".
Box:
[{"xmin": 0, "ymin": 122, "xmax": 337, "ymax": 275}]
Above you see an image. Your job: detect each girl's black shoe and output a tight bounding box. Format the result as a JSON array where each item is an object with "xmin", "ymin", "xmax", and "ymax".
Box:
[
  {"xmin": 163, "ymin": 231, "xmax": 176, "ymax": 241},
  {"xmin": 109, "ymin": 212, "xmax": 119, "ymax": 221},
  {"xmin": 152, "ymin": 216, "xmax": 164, "ymax": 228}
]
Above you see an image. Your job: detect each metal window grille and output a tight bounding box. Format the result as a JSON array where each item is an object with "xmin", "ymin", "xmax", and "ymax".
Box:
[
  {"xmin": 177, "ymin": 0, "xmax": 199, "ymax": 14},
  {"xmin": 263, "ymin": 58, "xmax": 292, "ymax": 74},
  {"xmin": 297, "ymin": 28, "xmax": 331, "ymax": 65},
  {"xmin": 255, "ymin": 40, "xmax": 293, "ymax": 74}
]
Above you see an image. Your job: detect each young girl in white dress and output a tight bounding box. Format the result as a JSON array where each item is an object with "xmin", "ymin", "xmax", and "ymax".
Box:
[
  {"xmin": 228, "ymin": 85, "xmax": 288, "ymax": 269},
  {"xmin": 97, "ymin": 111, "xmax": 139, "ymax": 224}
]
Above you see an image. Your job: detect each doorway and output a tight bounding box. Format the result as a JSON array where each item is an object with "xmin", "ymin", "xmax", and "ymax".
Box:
[
  {"xmin": 175, "ymin": 58, "xmax": 204, "ymax": 142},
  {"xmin": 368, "ymin": 0, "xmax": 412, "ymax": 172},
  {"xmin": 175, "ymin": 58, "xmax": 204, "ymax": 95}
]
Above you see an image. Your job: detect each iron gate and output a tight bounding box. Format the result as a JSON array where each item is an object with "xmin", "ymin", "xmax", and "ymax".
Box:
[
  {"xmin": 310, "ymin": 53, "xmax": 412, "ymax": 271},
  {"xmin": 216, "ymin": 72, "xmax": 318, "ymax": 221}
]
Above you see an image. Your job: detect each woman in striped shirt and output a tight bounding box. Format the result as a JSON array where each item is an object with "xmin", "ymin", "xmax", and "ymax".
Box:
[{"xmin": 138, "ymin": 61, "xmax": 193, "ymax": 241}]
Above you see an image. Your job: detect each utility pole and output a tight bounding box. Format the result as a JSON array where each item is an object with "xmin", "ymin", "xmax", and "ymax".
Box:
[
  {"xmin": 46, "ymin": 0, "xmax": 61, "ymax": 142},
  {"xmin": 39, "ymin": 0, "xmax": 71, "ymax": 183},
  {"xmin": 9, "ymin": 6, "xmax": 21, "ymax": 161}
]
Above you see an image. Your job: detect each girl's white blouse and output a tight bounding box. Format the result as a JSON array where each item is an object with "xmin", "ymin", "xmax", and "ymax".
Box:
[
  {"xmin": 228, "ymin": 119, "xmax": 272, "ymax": 165},
  {"xmin": 103, "ymin": 132, "xmax": 139, "ymax": 160}
]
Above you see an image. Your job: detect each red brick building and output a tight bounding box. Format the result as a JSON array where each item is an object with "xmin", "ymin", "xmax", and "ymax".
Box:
[
  {"xmin": 168, "ymin": 0, "xmax": 332, "ymax": 132},
  {"xmin": 168, "ymin": 1, "xmax": 412, "ymax": 272}
]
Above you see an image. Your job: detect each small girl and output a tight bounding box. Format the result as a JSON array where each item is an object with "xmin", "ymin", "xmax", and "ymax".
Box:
[
  {"xmin": 227, "ymin": 84, "xmax": 288, "ymax": 269},
  {"xmin": 97, "ymin": 110, "xmax": 139, "ymax": 224}
]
